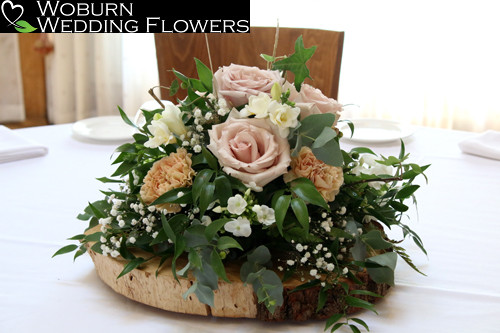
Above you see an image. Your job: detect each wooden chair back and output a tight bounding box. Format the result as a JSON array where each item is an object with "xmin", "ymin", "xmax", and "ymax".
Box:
[{"xmin": 154, "ymin": 27, "xmax": 344, "ymax": 102}]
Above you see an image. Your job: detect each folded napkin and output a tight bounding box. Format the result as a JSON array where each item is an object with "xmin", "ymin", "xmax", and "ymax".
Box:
[
  {"xmin": 0, "ymin": 125, "xmax": 48, "ymax": 163},
  {"xmin": 458, "ymin": 130, "xmax": 500, "ymax": 160}
]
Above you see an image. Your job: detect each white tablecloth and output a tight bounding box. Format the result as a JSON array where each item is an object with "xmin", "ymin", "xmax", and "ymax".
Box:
[{"xmin": 1, "ymin": 124, "xmax": 499, "ymax": 332}]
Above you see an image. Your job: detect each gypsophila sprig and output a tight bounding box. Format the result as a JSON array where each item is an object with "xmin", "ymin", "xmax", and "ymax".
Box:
[{"xmin": 54, "ymin": 34, "xmax": 429, "ymax": 331}]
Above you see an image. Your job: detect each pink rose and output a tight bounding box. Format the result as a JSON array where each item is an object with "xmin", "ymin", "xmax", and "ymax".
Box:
[
  {"xmin": 285, "ymin": 82, "xmax": 343, "ymax": 125},
  {"xmin": 207, "ymin": 116, "xmax": 291, "ymax": 188},
  {"xmin": 213, "ymin": 64, "xmax": 284, "ymax": 107}
]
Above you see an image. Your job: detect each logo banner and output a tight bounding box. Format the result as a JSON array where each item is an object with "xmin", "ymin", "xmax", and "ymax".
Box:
[{"xmin": 1, "ymin": 0, "xmax": 250, "ymax": 33}]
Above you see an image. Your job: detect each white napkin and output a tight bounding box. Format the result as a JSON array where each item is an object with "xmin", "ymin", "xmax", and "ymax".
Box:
[
  {"xmin": 458, "ymin": 130, "xmax": 500, "ymax": 160},
  {"xmin": 0, "ymin": 125, "xmax": 48, "ymax": 163}
]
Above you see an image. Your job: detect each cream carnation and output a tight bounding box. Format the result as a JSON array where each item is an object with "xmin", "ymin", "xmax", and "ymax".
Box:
[
  {"xmin": 140, "ymin": 148, "xmax": 195, "ymax": 212},
  {"xmin": 284, "ymin": 146, "xmax": 344, "ymax": 202}
]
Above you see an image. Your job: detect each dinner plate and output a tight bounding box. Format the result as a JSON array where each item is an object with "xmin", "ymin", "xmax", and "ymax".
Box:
[
  {"xmin": 72, "ymin": 116, "xmax": 136, "ymax": 142},
  {"xmin": 338, "ymin": 118, "xmax": 414, "ymax": 143}
]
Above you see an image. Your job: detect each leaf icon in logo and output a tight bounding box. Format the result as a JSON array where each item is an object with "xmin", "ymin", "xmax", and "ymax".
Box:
[{"xmin": 14, "ymin": 20, "xmax": 37, "ymax": 33}]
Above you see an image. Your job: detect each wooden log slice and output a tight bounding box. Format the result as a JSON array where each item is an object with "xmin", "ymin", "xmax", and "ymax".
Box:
[{"xmin": 86, "ymin": 245, "xmax": 390, "ymax": 321}]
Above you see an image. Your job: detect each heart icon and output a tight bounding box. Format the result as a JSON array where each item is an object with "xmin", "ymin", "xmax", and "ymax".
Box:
[{"xmin": 1, "ymin": 0, "xmax": 24, "ymax": 27}]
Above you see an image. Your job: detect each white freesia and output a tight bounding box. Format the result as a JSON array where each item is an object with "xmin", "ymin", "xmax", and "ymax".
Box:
[
  {"xmin": 227, "ymin": 194, "xmax": 247, "ymax": 215},
  {"xmin": 351, "ymin": 154, "xmax": 394, "ymax": 189},
  {"xmin": 144, "ymin": 115, "xmax": 176, "ymax": 148},
  {"xmin": 144, "ymin": 104, "xmax": 187, "ymax": 148},
  {"xmin": 161, "ymin": 104, "xmax": 187, "ymax": 136},
  {"xmin": 224, "ymin": 217, "xmax": 252, "ymax": 237},
  {"xmin": 268, "ymin": 101, "xmax": 300, "ymax": 138},
  {"xmin": 240, "ymin": 92, "xmax": 272, "ymax": 118},
  {"xmin": 252, "ymin": 205, "xmax": 275, "ymax": 226}
]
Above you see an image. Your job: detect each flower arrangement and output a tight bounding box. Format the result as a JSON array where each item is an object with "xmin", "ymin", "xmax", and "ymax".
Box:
[{"xmin": 55, "ymin": 35, "xmax": 428, "ymax": 332}]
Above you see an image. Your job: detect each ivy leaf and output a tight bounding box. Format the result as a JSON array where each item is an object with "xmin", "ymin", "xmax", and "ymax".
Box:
[{"xmin": 272, "ymin": 35, "xmax": 317, "ymax": 91}]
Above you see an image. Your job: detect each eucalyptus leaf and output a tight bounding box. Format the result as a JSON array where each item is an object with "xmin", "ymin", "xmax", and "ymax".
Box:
[
  {"xmin": 311, "ymin": 138, "xmax": 343, "ymax": 167},
  {"xmin": 312, "ymin": 126, "xmax": 338, "ymax": 149},
  {"xmin": 194, "ymin": 283, "xmax": 215, "ymax": 307},
  {"xmin": 247, "ymin": 245, "xmax": 272, "ymax": 265}
]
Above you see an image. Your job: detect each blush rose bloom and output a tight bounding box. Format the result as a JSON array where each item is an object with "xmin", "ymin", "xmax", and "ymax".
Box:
[
  {"xmin": 140, "ymin": 148, "xmax": 195, "ymax": 212},
  {"xmin": 283, "ymin": 147, "xmax": 344, "ymax": 202},
  {"xmin": 284, "ymin": 82, "xmax": 343, "ymax": 126},
  {"xmin": 213, "ymin": 64, "xmax": 284, "ymax": 107},
  {"xmin": 207, "ymin": 116, "xmax": 291, "ymax": 189}
]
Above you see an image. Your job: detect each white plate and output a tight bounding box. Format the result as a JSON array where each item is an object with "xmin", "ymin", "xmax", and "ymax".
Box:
[
  {"xmin": 72, "ymin": 116, "xmax": 136, "ymax": 142},
  {"xmin": 338, "ymin": 118, "xmax": 414, "ymax": 143}
]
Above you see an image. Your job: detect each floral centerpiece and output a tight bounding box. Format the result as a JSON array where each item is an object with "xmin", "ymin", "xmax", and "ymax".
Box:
[{"xmin": 55, "ymin": 35, "xmax": 428, "ymax": 332}]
